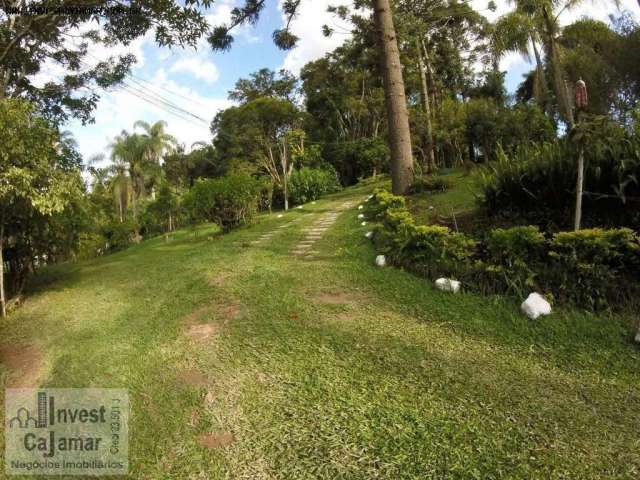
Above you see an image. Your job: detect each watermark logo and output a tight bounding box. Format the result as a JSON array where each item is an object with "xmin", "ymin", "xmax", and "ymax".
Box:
[{"xmin": 5, "ymin": 389, "xmax": 128, "ymax": 475}]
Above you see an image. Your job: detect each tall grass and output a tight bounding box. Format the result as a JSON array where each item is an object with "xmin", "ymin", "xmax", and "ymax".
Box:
[{"xmin": 480, "ymin": 129, "xmax": 640, "ymax": 230}]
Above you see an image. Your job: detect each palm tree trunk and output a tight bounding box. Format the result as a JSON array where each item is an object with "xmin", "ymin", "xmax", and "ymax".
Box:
[
  {"xmin": 530, "ymin": 36, "xmax": 550, "ymax": 112},
  {"xmin": 281, "ymin": 140, "xmax": 289, "ymax": 210},
  {"xmin": 374, "ymin": 0, "xmax": 413, "ymax": 194},
  {"xmin": 542, "ymin": 7, "xmax": 574, "ymax": 127},
  {"xmin": 0, "ymin": 216, "xmax": 6, "ymax": 318},
  {"xmin": 417, "ymin": 39, "xmax": 436, "ymax": 174}
]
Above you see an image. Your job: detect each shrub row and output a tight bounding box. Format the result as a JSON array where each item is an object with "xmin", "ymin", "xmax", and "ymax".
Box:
[{"xmin": 367, "ymin": 189, "xmax": 640, "ymax": 310}]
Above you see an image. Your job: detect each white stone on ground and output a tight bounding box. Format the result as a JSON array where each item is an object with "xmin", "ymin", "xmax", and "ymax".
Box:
[
  {"xmin": 358, "ymin": 213, "xmax": 365, "ymax": 219},
  {"xmin": 634, "ymin": 329, "xmax": 640, "ymax": 344},
  {"xmin": 375, "ymin": 255, "xmax": 386, "ymax": 267},
  {"xmin": 435, "ymin": 278, "xmax": 461, "ymax": 293},
  {"xmin": 365, "ymin": 231, "xmax": 374, "ymax": 239},
  {"xmin": 296, "ymin": 206, "xmax": 303, "ymax": 209},
  {"xmin": 521, "ymin": 293, "xmax": 552, "ymax": 320},
  {"xmin": 358, "ymin": 205, "xmax": 363, "ymax": 210},
  {"xmin": 312, "ymin": 201, "xmax": 316, "ymax": 205},
  {"xmin": 361, "ymin": 221, "xmax": 367, "ymax": 226},
  {"xmin": 277, "ymin": 214, "xmax": 283, "ymax": 218}
]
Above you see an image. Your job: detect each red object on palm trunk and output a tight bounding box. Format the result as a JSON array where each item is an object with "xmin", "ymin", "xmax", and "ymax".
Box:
[{"xmin": 575, "ymin": 79, "xmax": 588, "ymax": 109}]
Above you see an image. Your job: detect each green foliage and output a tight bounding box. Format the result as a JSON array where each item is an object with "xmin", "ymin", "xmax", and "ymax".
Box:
[
  {"xmin": 549, "ymin": 228, "xmax": 640, "ymax": 309},
  {"xmin": 365, "ymin": 189, "xmax": 406, "ymax": 221},
  {"xmin": 183, "ymin": 174, "xmax": 262, "ymax": 231},
  {"xmin": 76, "ymin": 233, "xmax": 108, "ymax": 260},
  {"xmin": 369, "ymin": 189, "xmax": 640, "ymax": 309},
  {"xmin": 324, "ymin": 138, "xmax": 389, "ymax": 185},
  {"xmin": 482, "ymin": 226, "xmax": 546, "ymax": 296},
  {"xmin": 480, "ymin": 127, "xmax": 640, "ymax": 229},
  {"xmin": 104, "ymin": 220, "xmax": 137, "ymax": 252},
  {"xmin": 409, "ymin": 175, "xmax": 450, "ymax": 194},
  {"xmin": 288, "ymin": 167, "xmax": 341, "ymax": 204},
  {"xmin": 0, "ymin": 99, "xmax": 84, "ymax": 300}
]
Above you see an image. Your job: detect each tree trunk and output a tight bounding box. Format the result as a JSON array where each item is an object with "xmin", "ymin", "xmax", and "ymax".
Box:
[
  {"xmin": 281, "ymin": 140, "xmax": 289, "ymax": 210},
  {"xmin": 0, "ymin": 218, "xmax": 6, "ymax": 318},
  {"xmin": 373, "ymin": 0, "xmax": 413, "ymax": 194},
  {"xmin": 417, "ymin": 39, "xmax": 436, "ymax": 174},
  {"xmin": 574, "ymin": 145, "xmax": 584, "ymax": 230},
  {"xmin": 542, "ymin": 8, "xmax": 574, "ymax": 127},
  {"xmin": 574, "ymin": 110, "xmax": 585, "ymax": 230},
  {"xmin": 530, "ymin": 36, "xmax": 550, "ymax": 113}
]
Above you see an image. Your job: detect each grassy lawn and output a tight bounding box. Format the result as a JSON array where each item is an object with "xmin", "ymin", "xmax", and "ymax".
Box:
[
  {"xmin": 1, "ymin": 181, "xmax": 639, "ymax": 479},
  {"xmin": 406, "ymin": 169, "xmax": 481, "ymax": 231}
]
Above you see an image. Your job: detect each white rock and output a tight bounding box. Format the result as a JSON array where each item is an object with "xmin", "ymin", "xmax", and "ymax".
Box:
[
  {"xmin": 365, "ymin": 231, "xmax": 374, "ymax": 239},
  {"xmin": 357, "ymin": 213, "xmax": 365, "ymax": 219},
  {"xmin": 375, "ymin": 255, "xmax": 386, "ymax": 267},
  {"xmin": 358, "ymin": 205, "xmax": 363, "ymax": 210},
  {"xmin": 634, "ymin": 329, "xmax": 640, "ymax": 344},
  {"xmin": 435, "ymin": 278, "xmax": 461, "ymax": 294},
  {"xmin": 361, "ymin": 221, "xmax": 367, "ymax": 226},
  {"xmin": 521, "ymin": 293, "xmax": 552, "ymax": 320},
  {"xmin": 297, "ymin": 205, "xmax": 303, "ymax": 209},
  {"xmin": 312, "ymin": 201, "xmax": 316, "ymax": 205},
  {"xmin": 277, "ymin": 214, "xmax": 283, "ymax": 218}
]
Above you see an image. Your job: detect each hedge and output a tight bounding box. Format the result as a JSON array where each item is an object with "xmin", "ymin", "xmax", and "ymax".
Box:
[{"xmin": 366, "ymin": 189, "xmax": 640, "ymax": 310}]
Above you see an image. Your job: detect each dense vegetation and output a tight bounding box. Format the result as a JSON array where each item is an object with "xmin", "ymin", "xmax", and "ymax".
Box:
[{"xmin": 367, "ymin": 189, "xmax": 640, "ymax": 309}]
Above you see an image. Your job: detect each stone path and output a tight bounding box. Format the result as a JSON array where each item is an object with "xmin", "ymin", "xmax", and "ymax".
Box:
[
  {"xmin": 246, "ymin": 217, "xmax": 303, "ymax": 247},
  {"xmin": 291, "ymin": 201, "xmax": 355, "ymax": 258}
]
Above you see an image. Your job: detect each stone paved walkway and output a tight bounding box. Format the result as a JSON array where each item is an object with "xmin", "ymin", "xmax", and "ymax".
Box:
[{"xmin": 291, "ymin": 201, "xmax": 355, "ymax": 258}]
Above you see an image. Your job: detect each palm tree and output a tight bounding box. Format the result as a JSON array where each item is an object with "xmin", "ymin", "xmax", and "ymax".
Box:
[
  {"xmin": 492, "ymin": 10, "xmax": 551, "ymax": 113},
  {"xmin": 109, "ymin": 131, "xmax": 145, "ymax": 225},
  {"xmin": 134, "ymin": 120, "xmax": 177, "ymax": 199},
  {"xmin": 498, "ymin": 0, "xmax": 619, "ymax": 127}
]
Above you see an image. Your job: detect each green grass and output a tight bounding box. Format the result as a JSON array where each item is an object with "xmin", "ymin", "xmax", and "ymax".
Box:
[
  {"xmin": 407, "ymin": 168, "xmax": 480, "ymax": 229},
  {"xmin": 1, "ymin": 181, "xmax": 639, "ymax": 479}
]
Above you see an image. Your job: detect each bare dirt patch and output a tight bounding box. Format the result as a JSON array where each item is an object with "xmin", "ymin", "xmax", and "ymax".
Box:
[
  {"xmin": 181, "ymin": 300, "xmax": 243, "ymax": 342},
  {"xmin": 308, "ymin": 290, "xmax": 368, "ymax": 305},
  {"xmin": 178, "ymin": 368, "xmax": 209, "ymax": 387},
  {"xmin": 0, "ymin": 344, "xmax": 43, "ymax": 387},
  {"xmin": 208, "ymin": 272, "xmax": 232, "ymax": 288},
  {"xmin": 198, "ymin": 431, "xmax": 235, "ymax": 449},
  {"xmin": 184, "ymin": 323, "xmax": 220, "ymax": 342}
]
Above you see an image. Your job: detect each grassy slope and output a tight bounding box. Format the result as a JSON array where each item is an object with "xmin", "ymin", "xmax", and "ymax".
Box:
[
  {"xmin": 407, "ymin": 169, "xmax": 479, "ymax": 228},
  {"xmin": 1, "ymin": 181, "xmax": 639, "ymax": 479}
]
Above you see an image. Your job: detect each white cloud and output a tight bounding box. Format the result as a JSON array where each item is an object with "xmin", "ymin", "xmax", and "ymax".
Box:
[
  {"xmin": 67, "ymin": 67, "xmax": 233, "ymax": 163},
  {"xmin": 170, "ymin": 56, "xmax": 220, "ymax": 84},
  {"xmin": 279, "ymin": 0, "xmax": 354, "ymax": 73}
]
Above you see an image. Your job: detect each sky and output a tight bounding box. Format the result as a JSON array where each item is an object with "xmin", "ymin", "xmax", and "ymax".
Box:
[{"xmin": 57, "ymin": 0, "xmax": 638, "ymax": 165}]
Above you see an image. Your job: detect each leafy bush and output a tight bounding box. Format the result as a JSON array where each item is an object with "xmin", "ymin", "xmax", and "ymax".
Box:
[
  {"xmin": 77, "ymin": 232, "xmax": 107, "ymax": 260},
  {"xmin": 548, "ymin": 228, "xmax": 640, "ymax": 308},
  {"xmin": 481, "ymin": 226, "xmax": 546, "ymax": 296},
  {"xmin": 480, "ymin": 124, "xmax": 640, "ymax": 230},
  {"xmin": 104, "ymin": 220, "xmax": 136, "ymax": 252},
  {"xmin": 288, "ymin": 167, "xmax": 341, "ymax": 205},
  {"xmin": 324, "ymin": 137, "xmax": 389, "ymax": 185},
  {"xmin": 365, "ymin": 189, "xmax": 407, "ymax": 221},
  {"xmin": 183, "ymin": 173, "xmax": 262, "ymax": 231},
  {"xmin": 410, "ymin": 176, "xmax": 450, "ymax": 194},
  {"xmin": 368, "ymin": 189, "xmax": 640, "ymax": 309}
]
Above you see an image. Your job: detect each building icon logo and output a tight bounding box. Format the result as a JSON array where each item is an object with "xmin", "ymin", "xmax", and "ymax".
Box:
[
  {"xmin": 8, "ymin": 391, "xmax": 48, "ymax": 429},
  {"xmin": 5, "ymin": 388, "xmax": 130, "ymax": 475}
]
